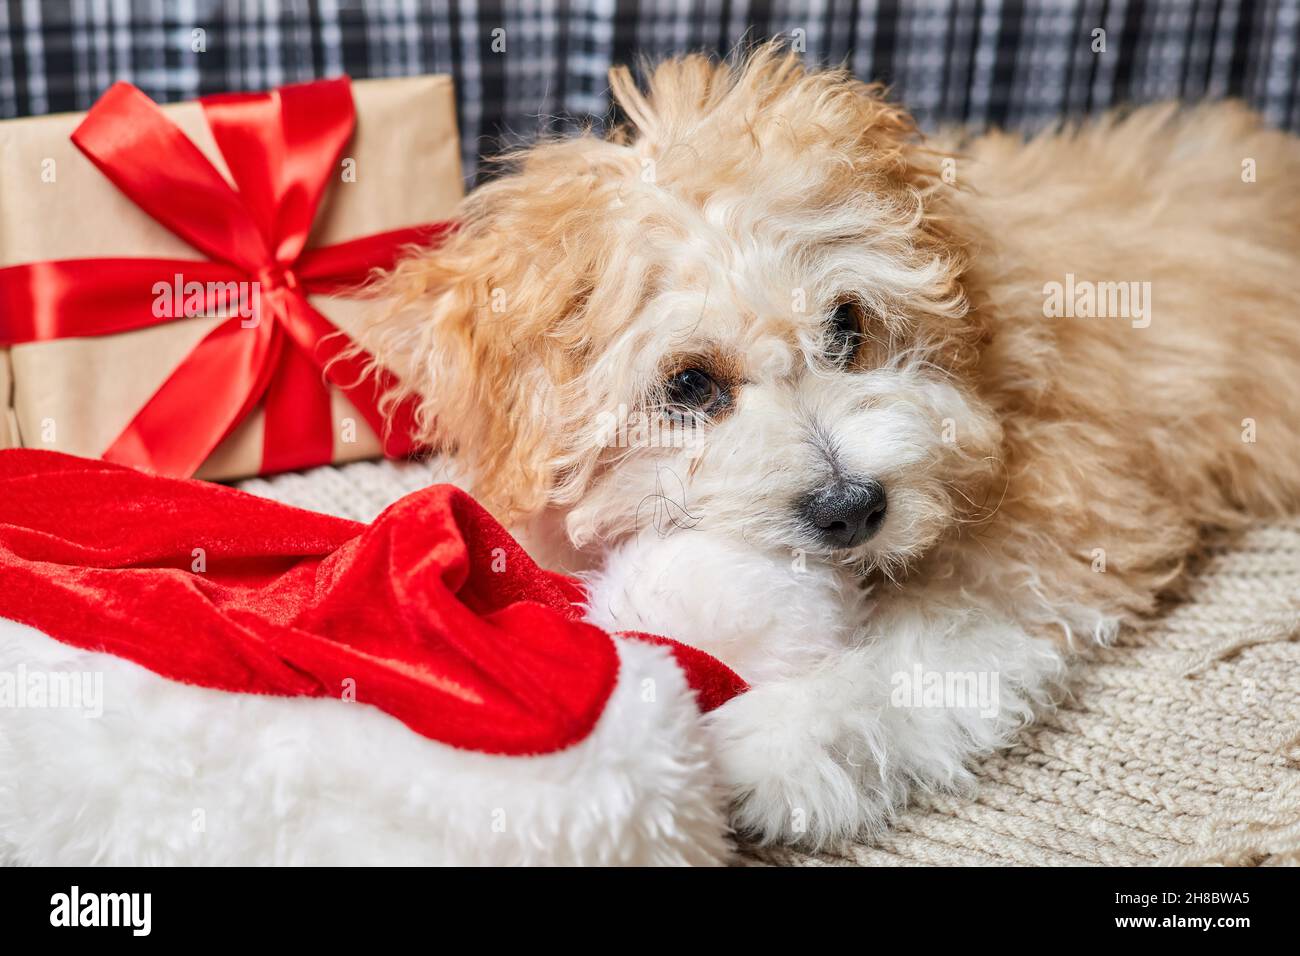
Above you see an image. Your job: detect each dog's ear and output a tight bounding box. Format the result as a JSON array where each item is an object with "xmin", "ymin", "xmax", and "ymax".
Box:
[
  {"xmin": 359, "ymin": 176, "xmax": 602, "ymax": 522},
  {"xmin": 359, "ymin": 124, "xmax": 655, "ymax": 523}
]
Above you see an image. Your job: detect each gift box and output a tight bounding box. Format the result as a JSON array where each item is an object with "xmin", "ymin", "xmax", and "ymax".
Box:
[{"xmin": 0, "ymin": 75, "xmax": 461, "ymax": 480}]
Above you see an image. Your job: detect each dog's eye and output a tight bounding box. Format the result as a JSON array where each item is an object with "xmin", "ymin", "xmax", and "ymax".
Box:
[
  {"xmin": 663, "ymin": 368, "xmax": 725, "ymax": 422},
  {"xmin": 827, "ymin": 299, "xmax": 865, "ymax": 366}
]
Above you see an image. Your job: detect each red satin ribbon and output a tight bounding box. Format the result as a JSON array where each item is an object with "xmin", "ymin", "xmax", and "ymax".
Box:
[{"xmin": 0, "ymin": 78, "xmax": 453, "ymax": 478}]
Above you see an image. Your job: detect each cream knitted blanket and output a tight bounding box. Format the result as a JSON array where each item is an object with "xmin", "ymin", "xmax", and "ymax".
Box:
[{"xmin": 240, "ymin": 459, "xmax": 1300, "ymax": 866}]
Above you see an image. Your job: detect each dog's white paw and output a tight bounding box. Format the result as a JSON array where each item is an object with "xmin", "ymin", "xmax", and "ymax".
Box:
[
  {"xmin": 704, "ymin": 608, "xmax": 1068, "ymax": 847},
  {"xmin": 704, "ymin": 672, "xmax": 903, "ymax": 847}
]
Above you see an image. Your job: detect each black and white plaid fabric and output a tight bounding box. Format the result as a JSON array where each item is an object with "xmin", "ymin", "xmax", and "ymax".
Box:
[{"xmin": 2, "ymin": 1, "xmax": 1297, "ymax": 185}]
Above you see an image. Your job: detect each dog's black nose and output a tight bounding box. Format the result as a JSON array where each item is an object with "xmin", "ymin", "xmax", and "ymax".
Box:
[{"xmin": 801, "ymin": 479, "xmax": 888, "ymax": 549}]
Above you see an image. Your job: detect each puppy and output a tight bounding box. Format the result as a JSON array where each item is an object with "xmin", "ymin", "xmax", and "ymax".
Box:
[{"xmin": 361, "ymin": 45, "xmax": 1300, "ymax": 847}]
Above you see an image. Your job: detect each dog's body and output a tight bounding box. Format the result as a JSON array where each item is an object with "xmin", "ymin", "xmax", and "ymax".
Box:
[
  {"xmin": 366, "ymin": 49, "xmax": 1300, "ymax": 845},
  {"xmin": 580, "ymin": 95, "xmax": 1300, "ymax": 842}
]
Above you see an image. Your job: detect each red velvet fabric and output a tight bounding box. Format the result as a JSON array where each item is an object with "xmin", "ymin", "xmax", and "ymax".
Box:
[{"xmin": 0, "ymin": 450, "xmax": 745, "ymax": 754}]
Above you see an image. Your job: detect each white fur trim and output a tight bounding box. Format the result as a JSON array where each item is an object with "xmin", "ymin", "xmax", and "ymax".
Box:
[{"xmin": 0, "ymin": 618, "xmax": 731, "ymax": 865}]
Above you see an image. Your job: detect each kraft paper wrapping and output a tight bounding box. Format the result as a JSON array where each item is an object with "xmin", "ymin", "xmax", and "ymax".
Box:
[
  {"xmin": 0, "ymin": 349, "xmax": 15, "ymax": 449},
  {"xmin": 0, "ymin": 75, "xmax": 461, "ymax": 480}
]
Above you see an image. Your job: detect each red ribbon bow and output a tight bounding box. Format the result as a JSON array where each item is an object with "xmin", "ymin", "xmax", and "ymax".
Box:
[{"xmin": 0, "ymin": 77, "xmax": 452, "ymax": 477}]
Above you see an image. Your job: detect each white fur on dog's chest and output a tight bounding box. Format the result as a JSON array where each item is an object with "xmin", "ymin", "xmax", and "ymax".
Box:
[{"xmin": 582, "ymin": 528, "xmax": 857, "ymax": 684}]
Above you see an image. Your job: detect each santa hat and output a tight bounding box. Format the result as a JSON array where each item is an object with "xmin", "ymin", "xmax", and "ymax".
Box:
[{"xmin": 0, "ymin": 450, "xmax": 746, "ymax": 865}]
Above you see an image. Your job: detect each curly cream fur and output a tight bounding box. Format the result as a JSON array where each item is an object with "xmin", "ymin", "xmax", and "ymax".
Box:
[{"xmin": 358, "ymin": 45, "xmax": 1300, "ymax": 846}]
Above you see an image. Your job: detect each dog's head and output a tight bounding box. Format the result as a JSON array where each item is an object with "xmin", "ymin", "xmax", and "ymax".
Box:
[{"xmin": 365, "ymin": 46, "xmax": 1002, "ymax": 576}]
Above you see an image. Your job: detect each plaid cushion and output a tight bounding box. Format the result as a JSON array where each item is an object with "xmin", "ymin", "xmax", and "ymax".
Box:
[{"xmin": 2, "ymin": 0, "xmax": 1297, "ymax": 185}]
